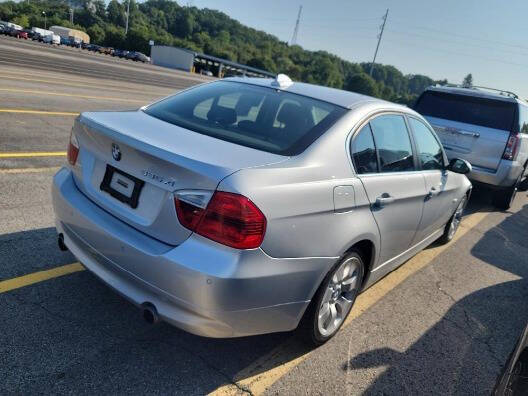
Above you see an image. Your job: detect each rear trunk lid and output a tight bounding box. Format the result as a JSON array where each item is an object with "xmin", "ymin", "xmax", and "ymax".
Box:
[
  {"xmin": 71, "ymin": 110, "xmax": 286, "ymax": 245},
  {"xmin": 415, "ymin": 90, "xmax": 517, "ymax": 171}
]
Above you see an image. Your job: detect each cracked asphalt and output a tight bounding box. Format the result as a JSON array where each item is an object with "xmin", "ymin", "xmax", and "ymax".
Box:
[{"xmin": 1, "ymin": 37, "xmax": 528, "ymax": 395}]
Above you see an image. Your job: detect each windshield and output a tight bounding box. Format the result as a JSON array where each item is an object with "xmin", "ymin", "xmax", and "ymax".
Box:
[
  {"xmin": 415, "ymin": 90, "xmax": 516, "ymax": 131},
  {"xmin": 144, "ymin": 81, "xmax": 347, "ymax": 155}
]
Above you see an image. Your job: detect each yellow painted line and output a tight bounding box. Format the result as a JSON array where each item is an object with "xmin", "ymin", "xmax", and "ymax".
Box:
[
  {"xmin": 0, "ymin": 109, "xmax": 78, "ymax": 116},
  {"xmin": 0, "ymin": 166, "xmax": 61, "ymax": 174},
  {"xmin": 209, "ymin": 209, "xmax": 492, "ymax": 396},
  {"xmin": 0, "ymin": 152, "xmax": 66, "ymax": 158},
  {"xmin": 0, "ymin": 263, "xmax": 85, "ymax": 294},
  {"xmin": 0, "ymin": 88, "xmax": 145, "ymax": 103}
]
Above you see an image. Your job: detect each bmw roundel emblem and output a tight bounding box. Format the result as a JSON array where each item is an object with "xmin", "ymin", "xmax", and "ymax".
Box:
[{"xmin": 112, "ymin": 143, "xmax": 121, "ymax": 161}]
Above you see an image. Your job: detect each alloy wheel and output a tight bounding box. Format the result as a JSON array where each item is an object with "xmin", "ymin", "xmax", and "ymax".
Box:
[{"xmin": 317, "ymin": 257, "xmax": 361, "ymax": 337}]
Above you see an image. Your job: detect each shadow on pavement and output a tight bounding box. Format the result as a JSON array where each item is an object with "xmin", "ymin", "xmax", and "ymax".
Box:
[
  {"xmin": 343, "ymin": 203, "xmax": 528, "ymax": 394},
  {"xmin": 1, "ymin": 190, "xmax": 518, "ymax": 393}
]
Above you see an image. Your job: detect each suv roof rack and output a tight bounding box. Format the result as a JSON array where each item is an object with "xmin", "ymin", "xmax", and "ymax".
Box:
[{"xmin": 433, "ymin": 83, "xmax": 519, "ymax": 99}]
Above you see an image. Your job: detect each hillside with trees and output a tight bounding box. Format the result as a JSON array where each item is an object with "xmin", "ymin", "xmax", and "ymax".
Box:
[{"xmin": 0, "ymin": 0, "xmax": 452, "ymax": 105}]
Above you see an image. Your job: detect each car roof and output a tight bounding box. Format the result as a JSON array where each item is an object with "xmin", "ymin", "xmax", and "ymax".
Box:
[
  {"xmin": 425, "ymin": 85, "xmax": 528, "ymax": 106},
  {"xmin": 224, "ymin": 77, "xmax": 408, "ymax": 111}
]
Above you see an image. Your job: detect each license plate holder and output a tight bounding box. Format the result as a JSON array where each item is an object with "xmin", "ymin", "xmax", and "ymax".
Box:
[{"xmin": 100, "ymin": 165, "xmax": 144, "ymax": 209}]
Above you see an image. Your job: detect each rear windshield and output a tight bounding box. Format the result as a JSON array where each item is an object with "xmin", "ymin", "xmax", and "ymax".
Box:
[
  {"xmin": 415, "ymin": 91, "xmax": 516, "ymax": 131},
  {"xmin": 144, "ymin": 81, "xmax": 347, "ymax": 155}
]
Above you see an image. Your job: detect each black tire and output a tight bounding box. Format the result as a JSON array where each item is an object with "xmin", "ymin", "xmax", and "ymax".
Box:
[
  {"xmin": 519, "ymin": 177, "xmax": 528, "ymax": 192},
  {"xmin": 297, "ymin": 250, "xmax": 365, "ymax": 347},
  {"xmin": 438, "ymin": 194, "xmax": 468, "ymax": 245},
  {"xmin": 492, "ymin": 174, "xmax": 522, "ymax": 210}
]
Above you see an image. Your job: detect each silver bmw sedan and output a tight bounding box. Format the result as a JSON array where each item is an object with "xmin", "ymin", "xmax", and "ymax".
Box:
[{"xmin": 52, "ymin": 75, "xmax": 472, "ymax": 345}]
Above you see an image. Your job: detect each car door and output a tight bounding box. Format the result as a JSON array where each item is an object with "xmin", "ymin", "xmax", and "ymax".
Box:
[
  {"xmin": 351, "ymin": 114, "xmax": 426, "ymax": 267},
  {"xmin": 408, "ymin": 116, "xmax": 460, "ymax": 244}
]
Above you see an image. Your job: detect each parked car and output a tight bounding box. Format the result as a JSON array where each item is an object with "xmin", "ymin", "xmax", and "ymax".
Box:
[
  {"xmin": 9, "ymin": 28, "xmax": 28, "ymax": 39},
  {"xmin": 125, "ymin": 51, "xmax": 138, "ymax": 60},
  {"xmin": 0, "ymin": 25, "xmax": 5, "ymax": 35},
  {"xmin": 52, "ymin": 75, "xmax": 472, "ymax": 345},
  {"xmin": 98, "ymin": 46, "xmax": 113, "ymax": 55},
  {"xmin": 22, "ymin": 29, "xmax": 35, "ymax": 39},
  {"xmin": 60, "ymin": 36, "xmax": 70, "ymax": 46},
  {"xmin": 494, "ymin": 323, "xmax": 528, "ymax": 395},
  {"xmin": 113, "ymin": 49, "xmax": 128, "ymax": 58},
  {"xmin": 415, "ymin": 85, "xmax": 528, "ymax": 209}
]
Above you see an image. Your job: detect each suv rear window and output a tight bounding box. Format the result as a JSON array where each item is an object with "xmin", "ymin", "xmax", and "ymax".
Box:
[
  {"xmin": 144, "ymin": 81, "xmax": 347, "ymax": 155},
  {"xmin": 415, "ymin": 91, "xmax": 516, "ymax": 131}
]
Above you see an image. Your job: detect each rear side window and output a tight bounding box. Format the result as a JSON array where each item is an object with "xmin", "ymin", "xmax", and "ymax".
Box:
[
  {"xmin": 519, "ymin": 104, "xmax": 528, "ymax": 133},
  {"xmin": 409, "ymin": 118, "xmax": 445, "ymax": 170},
  {"xmin": 144, "ymin": 81, "xmax": 347, "ymax": 155},
  {"xmin": 351, "ymin": 124, "xmax": 378, "ymax": 174},
  {"xmin": 415, "ymin": 91, "xmax": 516, "ymax": 131},
  {"xmin": 370, "ymin": 115, "xmax": 415, "ymax": 173}
]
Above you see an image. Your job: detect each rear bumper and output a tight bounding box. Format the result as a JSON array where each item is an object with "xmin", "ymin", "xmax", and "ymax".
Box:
[
  {"xmin": 467, "ymin": 160, "xmax": 524, "ymax": 189},
  {"xmin": 52, "ymin": 168, "xmax": 334, "ymax": 337}
]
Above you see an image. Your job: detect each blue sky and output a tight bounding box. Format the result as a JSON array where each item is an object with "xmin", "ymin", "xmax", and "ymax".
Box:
[{"xmin": 192, "ymin": 0, "xmax": 528, "ymax": 98}]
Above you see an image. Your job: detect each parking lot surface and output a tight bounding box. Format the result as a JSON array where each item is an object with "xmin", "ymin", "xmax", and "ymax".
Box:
[{"xmin": 1, "ymin": 36, "xmax": 527, "ymax": 395}]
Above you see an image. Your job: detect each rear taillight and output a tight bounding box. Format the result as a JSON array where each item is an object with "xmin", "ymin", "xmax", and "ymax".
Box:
[
  {"xmin": 503, "ymin": 134, "xmax": 520, "ymax": 160},
  {"xmin": 175, "ymin": 190, "xmax": 266, "ymax": 249},
  {"xmin": 67, "ymin": 132, "xmax": 79, "ymax": 166}
]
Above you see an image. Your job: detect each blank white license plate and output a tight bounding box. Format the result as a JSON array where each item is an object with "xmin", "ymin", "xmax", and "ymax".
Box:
[{"xmin": 109, "ymin": 172, "xmax": 135, "ymax": 198}]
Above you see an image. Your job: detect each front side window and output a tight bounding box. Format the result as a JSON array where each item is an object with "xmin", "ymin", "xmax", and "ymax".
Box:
[
  {"xmin": 409, "ymin": 117, "xmax": 445, "ymax": 170},
  {"xmin": 351, "ymin": 124, "xmax": 378, "ymax": 174},
  {"xmin": 370, "ymin": 115, "xmax": 415, "ymax": 173},
  {"xmin": 144, "ymin": 81, "xmax": 347, "ymax": 155}
]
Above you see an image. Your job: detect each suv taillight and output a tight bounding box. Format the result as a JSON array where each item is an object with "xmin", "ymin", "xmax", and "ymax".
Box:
[
  {"xmin": 67, "ymin": 132, "xmax": 79, "ymax": 165},
  {"xmin": 503, "ymin": 133, "xmax": 520, "ymax": 160},
  {"xmin": 175, "ymin": 191, "xmax": 266, "ymax": 249}
]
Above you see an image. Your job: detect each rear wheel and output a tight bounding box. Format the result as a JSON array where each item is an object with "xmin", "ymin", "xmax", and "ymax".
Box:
[
  {"xmin": 298, "ymin": 251, "xmax": 364, "ymax": 346},
  {"xmin": 438, "ymin": 194, "xmax": 467, "ymax": 245}
]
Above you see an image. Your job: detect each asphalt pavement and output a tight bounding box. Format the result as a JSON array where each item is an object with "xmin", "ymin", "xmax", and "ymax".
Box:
[{"xmin": 1, "ymin": 36, "xmax": 527, "ymax": 395}]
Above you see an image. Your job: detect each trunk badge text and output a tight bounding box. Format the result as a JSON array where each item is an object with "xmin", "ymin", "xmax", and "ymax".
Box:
[
  {"xmin": 142, "ymin": 170, "xmax": 176, "ymax": 188},
  {"xmin": 112, "ymin": 143, "xmax": 121, "ymax": 161}
]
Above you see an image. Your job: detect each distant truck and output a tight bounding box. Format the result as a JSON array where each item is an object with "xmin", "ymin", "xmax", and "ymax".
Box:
[{"xmin": 31, "ymin": 27, "xmax": 54, "ymax": 37}]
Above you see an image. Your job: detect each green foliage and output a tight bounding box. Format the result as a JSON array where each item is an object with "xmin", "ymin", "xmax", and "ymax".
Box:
[
  {"xmin": 344, "ymin": 73, "xmax": 379, "ymax": 97},
  {"xmin": 12, "ymin": 14, "xmax": 29, "ymax": 27},
  {"xmin": 1, "ymin": 0, "xmax": 448, "ymax": 103},
  {"xmin": 462, "ymin": 73, "xmax": 473, "ymax": 87}
]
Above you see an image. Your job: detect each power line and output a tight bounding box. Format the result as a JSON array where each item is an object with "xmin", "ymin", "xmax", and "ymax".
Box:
[
  {"xmin": 290, "ymin": 5, "xmax": 303, "ymax": 46},
  {"xmin": 369, "ymin": 8, "xmax": 388, "ymax": 76}
]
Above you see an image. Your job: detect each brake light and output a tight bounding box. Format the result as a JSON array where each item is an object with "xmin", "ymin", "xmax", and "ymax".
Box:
[
  {"xmin": 503, "ymin": 134, "xmax": 520, "ymax": 160},
  {"xmin": 67, "ymin": 132, "xmax": 79, "ymax": 166},
  {"xmin": 175, "ymin": 191, "xmax": 266, "ymax": 249}
]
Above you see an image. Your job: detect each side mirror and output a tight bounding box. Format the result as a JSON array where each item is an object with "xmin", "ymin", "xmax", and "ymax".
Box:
[{"xmin": 448, "ymin": 158, "xmax": 472, "ymax": 174}]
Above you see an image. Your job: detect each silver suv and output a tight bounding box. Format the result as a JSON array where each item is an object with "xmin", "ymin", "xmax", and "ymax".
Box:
[{"xmin": 415, "ymin": 85, "xmax": 528, "ymax": 209}]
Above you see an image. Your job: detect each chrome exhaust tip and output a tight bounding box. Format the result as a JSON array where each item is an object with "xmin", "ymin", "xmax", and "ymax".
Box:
[{"xmin": 141, "ymin": 303, "xmax": 159, "ymax": 325}]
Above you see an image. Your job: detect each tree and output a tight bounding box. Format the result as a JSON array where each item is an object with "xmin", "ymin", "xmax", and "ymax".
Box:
[
  {"xmin": 462, "ymin": 73, "xmax": 473, "ymax": 88},
  {"xmin": 344, "ymin": 73, "xmax": 380, "ymax": 97},
  {"xmin": 87, "ymin": 24, "xmax": 105, "ymax": 44},
  {"xmin": 107, "ymin": 0, "xmax": 126, "ymax": 27},
  {"xmin": 12, "ymin": 15, "xmax": 29, "ymax": 28}
]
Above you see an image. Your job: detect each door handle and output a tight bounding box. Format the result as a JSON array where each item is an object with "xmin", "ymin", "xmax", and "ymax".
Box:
[
  {"xmin": 375, "ymin": 193, "xmax": 395, "ymax": 208},
  {"xmin": 427, "ymin": 186, "xmax": 442, "ymax": 198}
]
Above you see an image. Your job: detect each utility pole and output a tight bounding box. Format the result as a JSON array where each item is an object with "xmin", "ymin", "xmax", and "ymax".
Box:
[
  {"xmin": 369, "ymin": 8, "xmax": 389, "ymax": 77},
  {"xmin": 290, "ymin": 5, "xmax": 302, "ymax": 46},
  {"xmin": 69, "ymin": 8, "xmax": 74, "ymax": 25},
  {"xmin": 125, "ymin": 0, "xmax": 130, "ymax": 35},
  {"xmin": 42, "ymin": 11, "xmax": 47, "ymax": 30}
]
